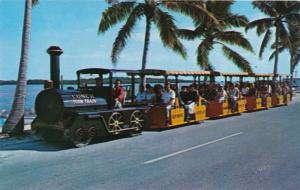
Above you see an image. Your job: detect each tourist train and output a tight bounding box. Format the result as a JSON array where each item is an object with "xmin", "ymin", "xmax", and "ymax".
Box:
[{"xmin": 32, "ymin": 46, "xmax": 293, "ymax": 147}]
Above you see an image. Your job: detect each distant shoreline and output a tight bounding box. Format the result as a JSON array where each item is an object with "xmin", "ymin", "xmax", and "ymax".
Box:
[{"xmin": 0, "ymin": 78, "xmax": 195, "ymax": 85}]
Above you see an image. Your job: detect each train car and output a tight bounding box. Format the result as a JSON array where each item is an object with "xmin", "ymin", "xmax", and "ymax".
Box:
[
  {"xmin": 32, "ymin": 47, "xmax": 148, "ymax": 147},
  {"xmin": 206, "ymin": 72, "xmax": 247, "ymax": 118},
  {"xmin": 128, "ymin": 69, "xmax": 210, "ymax": 129}
]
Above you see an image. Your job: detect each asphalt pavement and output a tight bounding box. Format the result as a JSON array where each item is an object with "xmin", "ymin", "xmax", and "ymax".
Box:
[{"xmin": 1, "ymin": 97, "xmax": 300, "ymax": 190}]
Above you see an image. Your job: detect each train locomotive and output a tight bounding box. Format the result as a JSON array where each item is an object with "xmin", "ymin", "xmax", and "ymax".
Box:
[{"xmin": 32, "ymin": 46, "xmax": 148, "ymax": 147}]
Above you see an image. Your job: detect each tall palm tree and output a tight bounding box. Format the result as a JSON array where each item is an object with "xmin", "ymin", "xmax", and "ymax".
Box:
[
  {"xmin": 269, "ymin": 19, "xmax": 300, "ymax": 84},
  {"xmin": 177, "ymin": 1, "xmax": 254, "ymax": 72},
  {"xmin": 2, "ymin": 0, "xmax": 38, "ymax": 135},
  {"xmin": 98, "ymin": 0, "xmax": 218, "ymax": 79},
  {"xmin": 246, "ymin": 1, "xmax": 300, "ymax": 78}
]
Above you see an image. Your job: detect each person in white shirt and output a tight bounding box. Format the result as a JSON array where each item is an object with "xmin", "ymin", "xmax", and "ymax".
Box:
[
  {"xmin": 162, "ymin": 82, "xmax": 176, "ymax": 119},
  {"xmin": 216, "ymin": 84, "xmax": 227, "ymax": 103}
]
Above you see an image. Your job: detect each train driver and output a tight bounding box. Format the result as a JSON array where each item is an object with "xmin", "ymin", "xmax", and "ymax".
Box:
[
  {"xmin": 113, "ymin": 79, "xmax": 125, "ymax": 108},
  {"xmin": 162, "ymin": 82, "xmax": 176, "ymax": 119}
]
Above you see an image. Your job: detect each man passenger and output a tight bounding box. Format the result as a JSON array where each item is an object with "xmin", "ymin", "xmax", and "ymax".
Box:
[
  {"xmin": 162, "ymin": 82, "xmax": 176, "ymax": 120},
  {"xmin": 113, "ymin": 79, "xmax": 125, "ymax": 108}
]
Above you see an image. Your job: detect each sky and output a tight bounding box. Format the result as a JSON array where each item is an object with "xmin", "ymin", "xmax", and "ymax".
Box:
[{"xmin": 0, "ymin": 0, "xmax": 298, "ymax": 80}]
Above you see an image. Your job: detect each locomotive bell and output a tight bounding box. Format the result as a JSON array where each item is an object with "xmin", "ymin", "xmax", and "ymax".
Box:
[{"xmin": 47, "ymin": 46, "xmax": 63, "ymax": 89}]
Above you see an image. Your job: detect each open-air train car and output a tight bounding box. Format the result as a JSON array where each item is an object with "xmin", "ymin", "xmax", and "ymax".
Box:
[{"xmin": 128, "ymin": 69, "xmax": 209, "ymax": 129}]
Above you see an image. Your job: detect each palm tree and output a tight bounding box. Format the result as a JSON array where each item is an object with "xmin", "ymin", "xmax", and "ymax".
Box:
[
  {"xmin": 269, "ymin": 19, "xmax": 300, "ymax": 84},
  {"xmin": 98, "ymin": 0, "xmax": 218, "ymax": 81},
  {"xmin": 2, "ymin": 0, "xmax": 38, "ymax": 135},
  {"xmin": 177, "ymin": 1, "xmax": 254, "ymax": 72},
  {"xmin": 246, "ymin": 1, "xmax": 300, "ymax": 78}
]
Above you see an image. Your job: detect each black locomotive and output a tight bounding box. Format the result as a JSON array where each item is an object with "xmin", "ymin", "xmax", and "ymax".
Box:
[{"xmin": 32, "ymin": 46, "xmax": 147, "ymax": 147}]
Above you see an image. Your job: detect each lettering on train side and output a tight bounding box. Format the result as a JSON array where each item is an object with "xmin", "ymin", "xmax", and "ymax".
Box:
[{"xmin": 71, "ymin": 94, "xmax": 97, "ymax": 104}]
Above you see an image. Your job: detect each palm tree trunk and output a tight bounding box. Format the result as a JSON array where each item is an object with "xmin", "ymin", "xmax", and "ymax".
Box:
[
  {"xmin": 140, "ymin": 17, "xmax": 151, "ymax": 85},
  {"xmin": 273, "ymin": 24, "xmax": 279, "ymax": 81},
  {"xmin": 290, "ymin": 54, "xmax": 294, "ymax": 86},
  {"xmin": 2, "ymin": 0, "xmax": 32, "ymax": 135}
]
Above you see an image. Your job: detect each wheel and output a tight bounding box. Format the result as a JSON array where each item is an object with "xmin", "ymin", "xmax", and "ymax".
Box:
[
  {"xmin": 130, "ymin": 110, "xmax": 144, "ymax": 132},
  {"xmin": 70, "ymin": 126, "xmax": 97, "ymax": 148},
  {"xmin": 107, "ymin": 112, "xmax": 124, "ymax": 134}
]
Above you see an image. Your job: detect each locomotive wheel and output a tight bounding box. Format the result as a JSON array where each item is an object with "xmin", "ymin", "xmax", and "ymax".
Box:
[
  {"xmin": 130, "ymin": 110, "xmax": 144, "ymax": 132},
  {"xmin": 70, "ymin": 126, "xmax": 97, "ymax": 148},
  {"xmin": 107, "ymin": 112, "xmax": 124, "ymax": 134}
]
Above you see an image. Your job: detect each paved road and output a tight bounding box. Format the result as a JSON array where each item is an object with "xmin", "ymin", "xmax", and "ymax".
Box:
[{"xmin": 1, "ymin": 98, "xmax": 300, "ymax": 190}]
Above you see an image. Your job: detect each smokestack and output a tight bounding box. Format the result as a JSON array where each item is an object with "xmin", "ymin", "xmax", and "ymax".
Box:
[{"xmin": 47, "ymin": 46, "xmax": 63, "ymax": 89}]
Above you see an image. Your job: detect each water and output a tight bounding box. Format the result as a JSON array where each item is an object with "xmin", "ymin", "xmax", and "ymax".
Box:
[
  {"xmin": 0, "ymin": 117, "xmax": 5, "ymax": 126},
  {"xmin": 0, "ymin": 85, "xmax": 44, "ymax": 111}
]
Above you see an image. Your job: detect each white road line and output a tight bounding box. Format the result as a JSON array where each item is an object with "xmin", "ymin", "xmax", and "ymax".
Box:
[{"xmin": 143, "ymin": 132, "xmax": 244, "ymax": 164}]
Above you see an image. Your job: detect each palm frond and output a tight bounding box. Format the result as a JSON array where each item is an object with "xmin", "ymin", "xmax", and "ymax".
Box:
[
  {"xmin": 111, "ymin": 5, "xmax": 143, "ymax": 64},
  {"xmin": 259, "ymin": 29, "xmax": 272, "ymax": 58},
  {"xmin": 268, "ymin": 46, "xmax": 285, "ymax": 61},
  {"xmin": 252, "ymin": 1, "xmax": 278, "ymax": 17},
  {"xmin": 223, "ymin": 14, "xmax": 249, "ymax": 28},
  {"xmin": 154, "ymin": 8, "xmax": 187, "ymax": 59},
  {"xmin": 176, "ymin": 29, "xmax": 198, "ymax": 40},
  {"xmin": 176, "ymin": 25, "xmax": 204, "ymax": 41},
  {"xmin": 246, "ymin": 18, "xmax": 273, "ymax": 35},
  {"xmin": 286, "ymin": 1, "xmax": 300, "ymax": 13},
  {"xmin": 98, "ymin": 2, "xmax": 137, "ymax": 34},
  {"xmin": 215, "ymin": 31, "xmax": 254, "ymax": 52},
  {"xmin": 161, "ymin": 1, "xmax": 219, "ymax": 26},
  {"xmin": 222, "ymin": 45, "xmax": 253, "ymax": 72},
  {"xmin": 196, "ymin": 38, "xmax": 213, "ymax": 69}
]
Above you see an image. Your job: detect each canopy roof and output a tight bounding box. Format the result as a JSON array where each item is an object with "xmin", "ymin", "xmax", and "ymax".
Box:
[
  {"xmin": 76, "ymin": 68, "xmax": 286, "ymax": 78},
  {"xmin": 128, "ymin": 69, "xmax": 212, "ymax": 76},
  {"xmin": 76, "ymin": 68, "xmax": 137, "ymax": 75},
  {"xmin": 221, "ymin": 72, "xmax": 249, "ymax": 77}
]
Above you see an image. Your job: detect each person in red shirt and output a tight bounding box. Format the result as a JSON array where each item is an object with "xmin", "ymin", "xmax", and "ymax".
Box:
[{"xmin": 113, "ymin": 79, "xmax": 125, "ymax": 108}]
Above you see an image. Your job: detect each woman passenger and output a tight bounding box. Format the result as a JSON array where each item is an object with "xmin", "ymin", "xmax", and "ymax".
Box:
[{"xmin": 216, "ymin": 84, "xmax": 227, "ymax": 103}]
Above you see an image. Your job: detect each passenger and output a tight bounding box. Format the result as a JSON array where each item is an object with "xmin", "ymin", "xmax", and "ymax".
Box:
[
  {"xmin": 248, "ymin": 83, "xmax": 257, "ymax": 97},
  {"xmin": 206, "ymin": 83, "xmax": 218, "ymax": 101},
  {"xmin": 135, "ymin": 85, "xmax": 147, "ymax": 103},
  {"xmin": 241, "ymin": 83, "xmax": 249, "ymax": 97},
  {"xmin": 145, "ymin": 84, "xmax": 155, "ymax": 103},
  {"xmin": 216, "ymin": 84, "xmax": 227, "ymax": 103},
  {"xmin": 235, "ymin": 83, "xmax": 242, "ymax": 98},
  {"xmin": 183, "ymin": 84, "xmax": 199, "ymax": 120},
  {"xmin": 94, "ymin": 77, "xmax": 102, "ymax": 97},
  {"xmin": 260, "ymin": 84, "xmax": 269, "ymax": 106},
  {"xmin": 179, "ymin": 86, "xmax": 189, "ymax": 105},
  {"xmin": 112, "ymin": 79, "xmax": 125, "ymax": 108},
  {"xmin": 228, "ymin": 82, "xmax": 239, "ymax": 112},
  {"xmin": 152, "ymin": 84, "xmax": 164, "ymax": 104},
  {"xmin": 162, "ymin": 82, "xmax": 176, "ymax": 120},
  {"xmin": 282, "ymin": 82, "xmax": 290, "ymax": 96}
]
